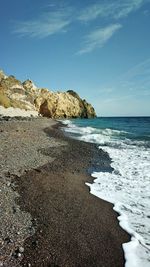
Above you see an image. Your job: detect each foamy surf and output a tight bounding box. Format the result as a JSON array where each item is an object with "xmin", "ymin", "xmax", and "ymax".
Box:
[{"xmin": 61, "ymin": 118, "xmax": 150, "ymax": 267}]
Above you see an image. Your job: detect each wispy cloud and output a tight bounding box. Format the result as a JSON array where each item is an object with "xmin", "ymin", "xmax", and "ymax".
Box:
[
  {"xmin": 103, "ymin": 94, "xmax": 134, "ymax": 103},
  {"xmin": 78, "ymin": 0, "xmax": 146, "ymax": 22},
  {"xmin": 119, "ymin": 58, "xmax": 150, "ymax": 92},
  {"xmin": 105, "ymin": 58, "xmax": 150, "ymax": 96},
  {"xmin": 12, "ymin": 0, "xmax": 148, "ymax": 56},
  {"xmin": 99, "ymin": 87, "xmax": 114, "ymax": 94},
  {"xmin": 13, "ymin": 9, "xmax": 72, "ymax": 38},
  {"xmin": 77, "ymin": 24, "xmax": 122, "ymax": 54},
  {"xmin": 120, "ymin": 58, "xmax": 150, "ymax": 80}
]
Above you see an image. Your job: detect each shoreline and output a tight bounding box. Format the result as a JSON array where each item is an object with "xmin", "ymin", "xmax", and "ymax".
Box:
[{"xmin": 0, "ymin": 117, "xmax": 130, "ymax": 266}]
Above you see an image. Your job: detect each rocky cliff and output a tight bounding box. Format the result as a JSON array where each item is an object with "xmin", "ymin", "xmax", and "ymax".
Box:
[{"xmin": 0, "ymin": 70, "xmax": 96, "ymax": 118}]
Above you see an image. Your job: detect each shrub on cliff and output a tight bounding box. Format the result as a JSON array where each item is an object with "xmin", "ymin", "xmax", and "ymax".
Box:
[{"xmin": 0, "ymin": 92, "xmax": 11, "ymax": 108}]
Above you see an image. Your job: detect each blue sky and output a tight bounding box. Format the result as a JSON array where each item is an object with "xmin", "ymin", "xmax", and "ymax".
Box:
[{"xmin": 1, "ymin": 0, "xmax": 150, "ymax": 116}]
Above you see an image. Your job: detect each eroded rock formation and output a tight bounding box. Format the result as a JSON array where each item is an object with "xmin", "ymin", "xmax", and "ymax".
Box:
[{"xmin": 0, "ymin": 70, "xmax": 96, "ymax": 118}]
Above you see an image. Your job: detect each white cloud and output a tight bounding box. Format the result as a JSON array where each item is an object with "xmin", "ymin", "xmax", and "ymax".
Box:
[
  {"xmin": 107, "ymin": 58, "xmax": 150, "ymax": 97},
  {"xmin": 118, "ymin": 58, "xmax": 150, "ymax": 88},
  {"xmin": 13, "ymin": 10, "xmax": 71, "ymax": 38},
  {"xmin": 77, "ymin": 24, "xmax": 122, "ymax": 54},
  {"xmin": 120, "ymin": 58, "xmax": 150, "ymax": 80},
  {"xmin": 99, "ymin": 87, "xmax": 114, "ymax": 94},
  {"xmin": 78, "ymin": 0, "xmax": 146, "ymax": 22}
]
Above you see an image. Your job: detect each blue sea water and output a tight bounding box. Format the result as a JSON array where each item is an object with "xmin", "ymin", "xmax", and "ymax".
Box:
[
  {"xmin": 62, "ymin": 117, "xmax": 150, "ymax": 267},
  {"xmin": 63, "ymin": 116, "xmax": 150, "ymax": 144}
]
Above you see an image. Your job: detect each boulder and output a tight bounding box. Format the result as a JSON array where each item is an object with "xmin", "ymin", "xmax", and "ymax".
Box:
[{"xmin": 22, "ymin": 80, "xmax": 37, "ymax": 94}]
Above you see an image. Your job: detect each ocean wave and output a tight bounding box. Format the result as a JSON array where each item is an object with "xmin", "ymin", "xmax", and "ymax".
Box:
[
  {"xmin": 62, "ymin": 121, "xmax": 128, "ymax": 138},
  {"xmin": 59, "ymin": 119, "xmax": 72, "ymax": 125},
  {"xmin": 61, "ymin": 118, "xmax": 150, "ymax": 267},
  {"xmin": 62, "ymin": 122, "xmax": 150, "ymax": 148}
]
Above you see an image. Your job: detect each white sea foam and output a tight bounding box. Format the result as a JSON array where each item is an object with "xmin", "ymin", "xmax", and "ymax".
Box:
[
  {"xmin": 63, "ymin": 121, "xmax": 127, "ymax": 143},
  {"xmin": 60, "ymin": 119, "xmax": 72, "ymax": 125},
  {"xmin": 62, "ymin": 120, "xmax": 150, "ymax": 267}
]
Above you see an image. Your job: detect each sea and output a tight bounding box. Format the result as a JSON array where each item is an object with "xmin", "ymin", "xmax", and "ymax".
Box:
[{"xmin": 61, "ymin": 117, "xmax": 150, "ymax": 267}]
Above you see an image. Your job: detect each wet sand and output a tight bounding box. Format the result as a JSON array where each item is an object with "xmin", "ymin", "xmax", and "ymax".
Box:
[{"xmin": 14, "ymin": 121, "xmax": 130, "ymax": 267}]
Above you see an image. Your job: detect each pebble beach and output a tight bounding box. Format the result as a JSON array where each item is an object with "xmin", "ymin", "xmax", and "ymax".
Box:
[{"xmin": 0, "ymin": 116, "xmax": 130, "ymax": 266}]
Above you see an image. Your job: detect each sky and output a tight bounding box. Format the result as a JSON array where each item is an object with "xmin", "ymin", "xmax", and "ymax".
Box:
[{"xmin": 1, "ymin": 0, "xmax": 150, "ymax": 116}]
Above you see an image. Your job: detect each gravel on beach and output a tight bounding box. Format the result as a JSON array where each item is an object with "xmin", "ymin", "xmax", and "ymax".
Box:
[
  {"xmin": 0, "ymin": 117, "xmax": 66, "ymax": 267},
  {"xmin": 0, "ymin": 117, "xmax": 130, "ymax": 267}
]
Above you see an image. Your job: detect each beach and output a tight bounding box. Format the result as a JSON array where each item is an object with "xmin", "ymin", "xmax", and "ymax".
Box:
[{"xmin": 0, "ymin": 117, "xmax": 130, "ymax": 267}]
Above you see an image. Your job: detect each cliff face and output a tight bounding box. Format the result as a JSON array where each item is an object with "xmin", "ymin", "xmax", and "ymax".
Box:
[{"xmin": 0, "ymin": 70, "xmax": 96, "ymax": 118}]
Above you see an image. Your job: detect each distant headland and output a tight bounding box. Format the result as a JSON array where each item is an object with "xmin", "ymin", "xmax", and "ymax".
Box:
[{"xmin": 0, "ymin": 70, "xmax": 96, "ymax": 118}]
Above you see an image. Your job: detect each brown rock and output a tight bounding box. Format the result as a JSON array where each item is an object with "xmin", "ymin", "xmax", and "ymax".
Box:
[
  {"xmin": 0, "ymin": 70, "xmax": 7, "ymax": 81},
  {"xmin": 0, "ymin": 70, "xmax": 96, "ymax": 118}
]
